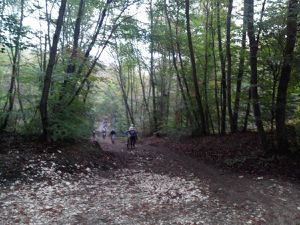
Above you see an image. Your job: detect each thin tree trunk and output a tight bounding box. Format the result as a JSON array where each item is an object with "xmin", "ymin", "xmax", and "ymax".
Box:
[
  {"xmin": 243, "ymin": 89, "xmax": 251, "ymax": 132},
  {"xmin": 270, "ymin": 63, "xmax": 280, "ymax": 132},
  {"xmin": 116, "ymin": 63, "xmax": 135, "ymax": 125},
  {"xmin": 136, "ymin": 50, "xmax": 151, "ymax": 120},
  {"xmin": 83, "ymin": 81, "xmax": 90, "ymax": 103},
  {"xmin": 185, "ymin": 0, "xmax": 206, "ymax": 134},
  {"xmin": 275, "ymin": 0, "xmax": 298, "ymax": 153},
  {"xmin": 176, "ymin": 33, "xmax": 199, "ymax": 127},
  {"xmin": 1, "ymin": 0, "xmax": 24, "ymax": 131},
  {"xmin": 59, "ymin": 0, "xmax": 85, "ymax": 100},
  {"xmin": 210, "ymin": 5, "xmax": 221, "ymax": 134},
  {"xmin": 164, "ymin": 0, "xmax": 192, "ymax": 127},
  {"xmin": 217, "ymin": 0, "xmax": 227, "ymax": 134},
  {"xmin": 150, "ymin": 0, "xmax": 158, "ymax": 131},
  {"xmin": 203, "ymin": 1, "xmax": 213, "ymax": 134},
  {"xmin": 16, "ymin": 52, "xmax": 26, "ymax": 125},
  {"xmin": 226, "ymin": 0, "xmax": 233, "ymax": 132},
  {"xmin": 76, "ymin": 0, "xmax": 112, "ymax": 77},
  {"xmin": 39, "ymin": 0, "xmax": 67, "ymax": 141},
  {"xmin": 232, "ymin": 0, "xmax": 247, "ymax": 132}
]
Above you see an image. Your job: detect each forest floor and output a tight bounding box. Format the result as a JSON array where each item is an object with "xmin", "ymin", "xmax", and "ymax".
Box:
[{"xmin": 0, "ymin": 132, "xmax": 300, "ymax": 224}]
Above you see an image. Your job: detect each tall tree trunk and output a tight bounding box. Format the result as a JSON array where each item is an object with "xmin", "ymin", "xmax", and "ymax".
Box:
[
  {"xmin": 275, "ymin": 0, "xmax": 298, "ymax": 153},
  {"xmin": 226, "ymin": 0, "xmax": 233, "ymax": 132},
  {"xmin": 232, "ymin": 0, "xmax": 247, "ymax": 132},
  {"xmin": 116, "ymin": 64, "xmax": 135, "ymax": 125},
  {"xmin": 185, "ymin": 0, "xmax": 206, "ymax": 134},
  {"xmin": 149, "ymin": 0, "xmax": 158, "ymax": 132},
  {"xmin": 76, "ymin": 0, "xmax": 112, "ymax": 77},
  {"xmin": 136, "ymin": 50, "xmax": 151, "ymax": 121},
  {"xmin": 210, "ymin": 5, "xmax": 221, "ymax": 134},
  {"xmin": 164, "ymin": 0, "xmax": 192, "ymax": 128},
  {"xmin": 203, "ymin": 1, "xmax": 213, "ymax": 134},
  {"xmin": 216, "ymin": 0, "xmax": 227, "ymax": 134},
  {"xmin": 245, "ymin": 0, "xmax": 268, "ymax": 151},
  {"xmin": 59, "ymin": 0, "xmax": 85, "ymax": 100},
  {"xmin": 175, "ymin": 30, "xmax": 199, "ymax": 126},
  {"xmin": 1, "ymin": 0, "xmax": 24, "ymax": 131},
  {"xmin": 39, "ymin": 0, "xmax": 67, "ymax": 141}
]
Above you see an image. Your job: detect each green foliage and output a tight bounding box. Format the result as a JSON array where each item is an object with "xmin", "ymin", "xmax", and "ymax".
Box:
[{"xmin": 49, "ymin": 100, "xmax": 95, "ymax": 141}]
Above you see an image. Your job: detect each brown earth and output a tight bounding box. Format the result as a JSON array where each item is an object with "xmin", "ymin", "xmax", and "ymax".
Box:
[{"xmin": 0, "ymin": 132, "xmax": 300, "ymax": 224}]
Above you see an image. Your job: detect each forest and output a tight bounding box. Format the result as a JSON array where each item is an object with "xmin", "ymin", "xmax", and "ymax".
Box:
[
  {"xmin": 0, "ymin": 0, "xmax": 299, "ymax": 153},
  {"xmin": 0, "ymin": 0, "xmax": 299, "ymax": 150},
  {"xmin": 0, "ymin": 0, "xmax": 300, "ymax": 223}
]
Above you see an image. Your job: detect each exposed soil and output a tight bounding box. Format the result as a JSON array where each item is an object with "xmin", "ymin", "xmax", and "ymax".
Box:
[
  {"xmin": 0, "ymin": 132, "xmax": 118, "ymax": 184},
  {"xmin": 163, "ymin": 132, "xmax": 300, "ymax": 181},
  {"xmin": 0, "ymin": 132, "xmax": 300, "ymax": 224}
]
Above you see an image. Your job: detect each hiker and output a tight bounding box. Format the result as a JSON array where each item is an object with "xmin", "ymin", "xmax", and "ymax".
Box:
[
  {"xmin": 101, "ymin": 126, "xmax": 107, "ymax": 139},
  {"xmin": 110, "ymin": 129, "xmax": 116, "ymax": 144},
  {"xmin": 126, "ymin": 124, "xmax": 137, "ymax": 149}
]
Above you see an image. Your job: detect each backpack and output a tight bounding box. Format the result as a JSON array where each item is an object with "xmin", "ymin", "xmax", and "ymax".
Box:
[{"xmin": 128, "ymin": 129, "xmax": 137, "ymax": 137}]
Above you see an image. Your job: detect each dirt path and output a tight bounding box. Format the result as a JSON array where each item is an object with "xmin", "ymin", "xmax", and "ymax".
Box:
[{"xmin": 1, "ymin": 137, "xmax": 300, "ymax": 224}]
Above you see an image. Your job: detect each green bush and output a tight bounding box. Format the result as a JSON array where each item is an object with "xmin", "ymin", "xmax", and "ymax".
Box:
[{"xmin": 49, "ymin": 100, "xmax": 95, "ymax": 141}]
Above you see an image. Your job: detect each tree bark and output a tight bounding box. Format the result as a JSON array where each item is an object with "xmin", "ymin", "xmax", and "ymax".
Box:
[
  {"xmin": 216, "ymin": 0, "xmax": 227, "ymax": 134},
  {"xmin": 243, "ymin": 88, "xmax": 251, "ymax": 132},
  {"xmin": 150, "ymin": 0, "xmax": 158, "ymax": 132},
  {"xmin": 203, "ymin": 1, "xmax": 213, "ymax": 134},
  {"xmin": 210, "ymin": 4, "xmax": 221, "ymax": 134},
  {"xmin": 164, "ymin": 0, "xmax": 191, "ymax": 126},
  {"xmin": 1, "ymin": 0, "xmax": 25, "ymax": 131},
  {"xmin": 185, "ymin": 0, "xmax": 206, "ymax": 134},
  {"xmin": 115, "ymin": 59, "xmax": 135, "ymax": 125},
  {"xmin": 59, "ymin": 0, "xmax": 85, "ymax": 100},
  {"xmin": 39, "ymin": 0, "xmax": 67, "ymax": 141},
  {"xmin": 136, "ymin": 49, "xmax": 151, "ymax": 121},
  {"xmin": 226, "ymin": 0, "xmax": 233, "ymax": 132},
  {"xmin": 275, "ymin": 0, "xmax": 298, "ymax": 153},
  {"xmin": 245, "ymin": 0, "xmax": 268, "ymax": 151},
  {"xmin": 232, "ymin": 0, "xmax": 247, "ymax": 132}
]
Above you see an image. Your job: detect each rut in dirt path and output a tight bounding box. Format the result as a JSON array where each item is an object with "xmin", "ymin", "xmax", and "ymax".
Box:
[{"xmin": 0, "ymin": 137, "xmax": 299, "ymax": 225}]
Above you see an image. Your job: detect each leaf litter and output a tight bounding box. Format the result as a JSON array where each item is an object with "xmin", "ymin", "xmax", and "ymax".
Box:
[{"xmin": 0, "ymin": 135, "xmax": 299, "ymax": 224}]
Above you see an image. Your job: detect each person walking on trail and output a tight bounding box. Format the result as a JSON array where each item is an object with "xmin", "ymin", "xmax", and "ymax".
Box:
[
  {"xmin": 110, "ymin": 129, "xmax": 116, "ymax": 144},
  {"xmin": 126, "ymin": 124, "xmax": 138, "ymax": 149},
  {"xmin": 101, "ymin": 126, "xmax": 107, "ymax": 139}
]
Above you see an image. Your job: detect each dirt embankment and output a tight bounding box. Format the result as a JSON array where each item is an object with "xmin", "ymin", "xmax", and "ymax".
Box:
[
  {"xmin": 162, "ymin": 131, "xmax": 300, "ymax": 181},
  {"xmin": 0, "ymin": 132, "xmax": 118, "ymax": 184}
]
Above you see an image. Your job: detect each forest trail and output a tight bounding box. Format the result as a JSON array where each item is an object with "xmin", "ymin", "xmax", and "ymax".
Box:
[{"xmin": 1, "ymin": 136, "xmax": 300, "ymax": 224}]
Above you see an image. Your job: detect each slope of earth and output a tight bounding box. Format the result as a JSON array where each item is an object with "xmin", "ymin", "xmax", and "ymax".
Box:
[{"xmin": 164, "ymin": 131, "xmax": 300, "ymax": 181}]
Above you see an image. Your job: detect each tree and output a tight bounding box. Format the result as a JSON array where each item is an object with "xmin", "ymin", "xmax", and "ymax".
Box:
[
  {"xmin": 39, "ymin": 0, "xmax": 67, "ymax": 141},
  {"xmin": 232, "ymin": 0, "xmax": 247, "ymax": 132},
  {"xmin": 226, "ymin": 0, "xmax": 233, "ymax": 132},
  {"xmin": 275, "ymin": 0, "xmax": 299, "ymax": 153},
  {"xmin": 216, "ymin": 0, "xmax": 227, "ymax": 134},
  {"xmin": 185, "ymin": 0, "xmax": 206, "ymax": 134},
  {"xmin": 245, "ymin": 0, "xmax": 269, "ymax": 151},
  {"xmin": 149, "ymin": 0, "xmax": 159, "ymax": 132},
  {"xmin": 1, "ymin": 0, "xmax": 25, "ymax": 130}
]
